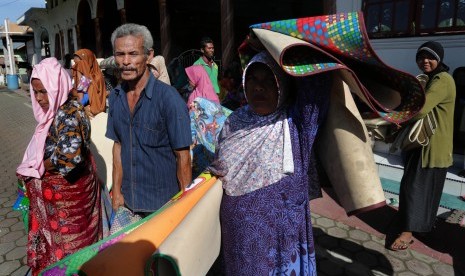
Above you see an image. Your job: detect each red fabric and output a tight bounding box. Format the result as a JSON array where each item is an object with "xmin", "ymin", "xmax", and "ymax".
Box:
[{"xmin": 25, "ymin": 160, "xmax": 102, "ymax": 276}]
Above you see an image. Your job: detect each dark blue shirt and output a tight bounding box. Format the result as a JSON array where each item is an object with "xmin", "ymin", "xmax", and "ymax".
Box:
[{"xmin": 106, "ymin": 74, "xmax": 192, "ymax": 212}]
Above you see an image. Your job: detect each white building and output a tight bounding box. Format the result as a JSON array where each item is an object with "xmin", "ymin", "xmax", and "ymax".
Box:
[{"xmin": 13, "ymin": 0, "xmax": 464, "ymax": 75}]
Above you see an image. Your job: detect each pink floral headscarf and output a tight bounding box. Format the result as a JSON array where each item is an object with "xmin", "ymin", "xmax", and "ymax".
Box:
[{"xmin": 16, "ymin": 57, "xmax": 72, "ymax": 178}]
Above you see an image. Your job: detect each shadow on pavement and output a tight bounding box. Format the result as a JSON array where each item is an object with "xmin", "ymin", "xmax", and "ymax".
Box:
[
  {"xmin": 355, "ymin": 205, "xmax": 398, "ymax": 234},
  {"xmin": 206, "ymin": 227, "xmax": 394, "ymax": 275},
  {"xmin": 312, "ymin": 227, "xmax": 394, "ymax": 275},
  {"xmin": 416, "ymin": 220, "xmax": 465, "ymax": 275}
]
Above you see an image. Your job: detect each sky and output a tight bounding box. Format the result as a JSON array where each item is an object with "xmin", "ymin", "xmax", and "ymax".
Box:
[{"xmin": 0, "ymin": 0, "xmax": 45, "ymax": 26}]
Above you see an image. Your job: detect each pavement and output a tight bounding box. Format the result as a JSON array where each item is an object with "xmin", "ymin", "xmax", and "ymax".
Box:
[
  {"xmin": 310, "ymin": 189, "xmax": 465, "ymax": 276},
  {"xmin": 0, "ymin": 86, "xmax": 464, "ymax": 276},
  {"xmin": 0, "ymin": 86, "xmax": 34, "ymax": 276}
]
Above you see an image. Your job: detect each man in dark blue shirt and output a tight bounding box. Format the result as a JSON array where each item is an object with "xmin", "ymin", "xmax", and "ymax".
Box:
[{"xmin": 107, "ymin": 23, "xmax": 192, "ymax": 215}]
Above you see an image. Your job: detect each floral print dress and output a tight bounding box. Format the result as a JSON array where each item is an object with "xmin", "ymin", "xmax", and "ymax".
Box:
[{"xmin": 24, "ymin": 99, "xmax": 102, "ymax": 276}]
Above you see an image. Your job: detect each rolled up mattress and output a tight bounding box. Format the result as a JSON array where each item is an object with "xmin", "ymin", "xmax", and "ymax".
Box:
[
  {"xmin": 315, "ymin": 72, "xmax": 386, "ymax": 215},
  {"xmin": 40, "ymin": 173, "xmax": 222, "ymax": 276}
]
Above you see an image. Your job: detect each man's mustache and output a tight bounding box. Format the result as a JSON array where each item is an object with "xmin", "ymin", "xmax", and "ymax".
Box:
[{"xmin": 118, "ymin": 67, "xmax": 137, "ymax": 71}]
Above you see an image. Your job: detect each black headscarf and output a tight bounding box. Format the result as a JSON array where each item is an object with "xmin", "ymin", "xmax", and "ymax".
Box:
[{"xmin": 416, "ymin": 41, "xmax": 449, "ymax": 77}]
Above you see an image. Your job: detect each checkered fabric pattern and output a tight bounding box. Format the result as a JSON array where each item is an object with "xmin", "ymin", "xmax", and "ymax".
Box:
[{"xmin": 243, "ymin": 12, "xmax": 425, "ymax": 124}]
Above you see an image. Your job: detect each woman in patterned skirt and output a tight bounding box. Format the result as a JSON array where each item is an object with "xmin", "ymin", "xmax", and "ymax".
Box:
[{"xmin": 16, "ymin": 57, "xmax": 103, "ymax": 275}]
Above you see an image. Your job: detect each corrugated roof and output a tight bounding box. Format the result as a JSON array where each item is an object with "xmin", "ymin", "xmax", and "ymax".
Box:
[{"xmin": 0, "ymin": 21, "xmax": 33, "ymax": 37}]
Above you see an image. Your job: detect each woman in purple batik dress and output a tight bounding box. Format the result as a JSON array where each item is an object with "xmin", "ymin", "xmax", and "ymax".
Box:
[{"xmin": 209, "ymin": 51, "xmax": 330, "ymax": 275}]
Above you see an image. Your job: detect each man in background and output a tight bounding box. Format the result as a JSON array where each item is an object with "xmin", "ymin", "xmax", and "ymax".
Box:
[{"xmin": 194, "ymin": 37, "xmax": 220, "ymax": 95}]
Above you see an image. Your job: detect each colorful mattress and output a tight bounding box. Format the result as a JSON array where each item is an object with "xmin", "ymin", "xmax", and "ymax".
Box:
[{"xmin": 40, "ymin": 172, "xmax": 222, "ymax": 276}]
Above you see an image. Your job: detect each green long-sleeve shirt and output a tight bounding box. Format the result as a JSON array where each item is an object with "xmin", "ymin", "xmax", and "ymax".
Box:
[{"xmin": 412, "ymin": 71, "xmax": 456, "ymax": 168}]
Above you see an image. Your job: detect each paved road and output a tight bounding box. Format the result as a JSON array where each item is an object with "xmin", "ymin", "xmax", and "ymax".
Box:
[
  {"xmin": 0, "ymin": 88, "xmax": 34, "ymax": 276},
  {"xmin": 0, "ymin": 87, "xmax": 461, "ymax": 276}
]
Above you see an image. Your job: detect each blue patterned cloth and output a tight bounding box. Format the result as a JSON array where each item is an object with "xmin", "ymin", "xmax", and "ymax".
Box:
[
  {"xmin": 189, "ymin": 97, "xmax": 231, "ymax": 177},
  {"xmin": 109, "ymin": 206, "xmax": 142, "ymax": 235}
]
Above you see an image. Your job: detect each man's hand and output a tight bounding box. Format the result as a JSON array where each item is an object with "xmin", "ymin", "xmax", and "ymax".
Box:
[{"xmin": 111, "ymin": 190, "xmax": 125, "ymax": 211}]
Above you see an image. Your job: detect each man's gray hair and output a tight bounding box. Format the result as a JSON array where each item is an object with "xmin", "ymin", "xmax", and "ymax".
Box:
[{"xmin": 111, "ymin": 23, "xmax": 153, "ymax": 54}]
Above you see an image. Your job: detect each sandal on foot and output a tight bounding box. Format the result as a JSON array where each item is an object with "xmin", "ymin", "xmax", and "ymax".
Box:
[{"xmin": 390, "ymin": 238, "xmax": 414, "ymax": 251}]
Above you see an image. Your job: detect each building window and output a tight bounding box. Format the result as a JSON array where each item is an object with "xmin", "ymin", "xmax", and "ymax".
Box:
[{"xmin": 363, "ymin": 0, "xmax": 465, "ymax": 38}]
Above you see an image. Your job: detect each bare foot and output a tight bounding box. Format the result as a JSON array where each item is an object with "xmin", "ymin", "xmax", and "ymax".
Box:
[{"xmin": 390, "ymin": 231, "xmax": 414, "ymax": 251}]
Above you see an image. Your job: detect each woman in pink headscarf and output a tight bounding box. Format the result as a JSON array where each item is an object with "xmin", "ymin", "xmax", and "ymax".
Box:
[
  {"xmin": 16, "ymin": 57, "xmax": 103, "ymax": 276},
  {"xmin": 185, "ymin": 64, "xmax": 220, "ymax": 107}
]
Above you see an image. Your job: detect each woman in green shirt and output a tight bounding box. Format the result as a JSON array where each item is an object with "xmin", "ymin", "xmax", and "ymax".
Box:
[{"xmin": 390, "ymin": 41, "xmax": 456, "ymax": 250}]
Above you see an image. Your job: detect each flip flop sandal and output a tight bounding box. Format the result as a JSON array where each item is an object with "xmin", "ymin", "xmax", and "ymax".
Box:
[{"xmin": 390, "ymin": 238, "xmax": 414, "ymax": 251}]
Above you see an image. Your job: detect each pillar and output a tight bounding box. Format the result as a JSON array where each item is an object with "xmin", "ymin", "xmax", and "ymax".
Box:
[
  {"xmin": 50, "ymin": 34, "xmax": 56, "ymax": 61},
  {"xmin": 58, "ymin": 30, "xmax": 65, "ymax": 59},
  {"xmin": 220, "ymin": 0, "xmax": 234, "ymax": 71},
  {"xmin": 75, "ymin": 24, "xmax": 82, "ymax": 49},
  {"xmin": 94, "ymin": 17, "xmax": 103, "ymax": 57},
  {"xmin": 72, "ymin": 26, "xmax": 78, "ymax": 53},
  {"xmin": 119, "ymin": 8, "xmax": 127, "ymax": 24},
  {"xmin": 63, "ymin": 29, "xmax": 70, "ymax": 54},
  {"xmin": 158, "ymin": 0, "xmax": 172, "ymax": 61},
  {"xmin": 33, "ymin": 30, "xmax": 43, "ymax": 64}
]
